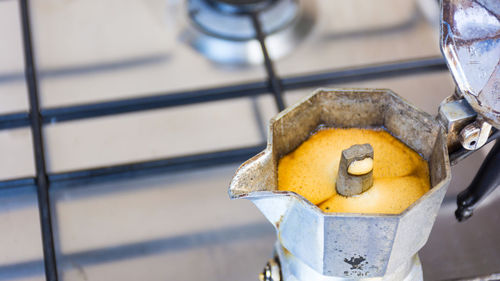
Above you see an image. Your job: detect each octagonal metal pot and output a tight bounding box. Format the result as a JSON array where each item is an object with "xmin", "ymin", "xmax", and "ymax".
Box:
[{"xmin": 229, "ymin": 89, "xmax": 451, "ymax": 279}]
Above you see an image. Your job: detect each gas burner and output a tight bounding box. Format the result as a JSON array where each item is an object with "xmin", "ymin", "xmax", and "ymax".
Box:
[
  {"xmin": 183, "ymin": 0, "xmax": 316, "ymax": 65},
  {"xmin": 208, "ymin": 0, "xmax": 276, "ymax": 14}
]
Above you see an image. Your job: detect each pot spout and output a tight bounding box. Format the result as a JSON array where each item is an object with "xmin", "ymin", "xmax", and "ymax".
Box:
[{"xmin": 229, "ymin": 150, "xmax": 297, "ymax": 228}]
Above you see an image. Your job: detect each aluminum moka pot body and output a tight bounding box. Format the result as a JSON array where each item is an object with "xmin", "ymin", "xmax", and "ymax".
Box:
[{"xmin": 229, "ymin": 89, "xmax": 451, "ymax": 280}]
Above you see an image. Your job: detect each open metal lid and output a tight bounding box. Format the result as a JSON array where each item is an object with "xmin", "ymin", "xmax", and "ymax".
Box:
[{"xmin": 441, "ymin": 0, "xmax": 500, "ymax": 129}]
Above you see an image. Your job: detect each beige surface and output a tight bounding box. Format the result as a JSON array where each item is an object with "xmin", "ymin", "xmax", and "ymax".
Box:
[
  {"xmin": 0, "ymin": 187, "xmax": 43, "ymax": 265},
  {"xmin": 30, "ymin": 0, "xmax": 267, "ymax": 108},
  {"xmin": 0, "ymin": 0, "xmax": 29, "ymax": 114},
  {"xmin": 0, "ymin": 128, "xmax": 35, "ymax": 180},
  {"xmin": 43, "ymin": 95, "xmax": 276, "ymax": 173},
  {"xmin": 0, "ymin": 165, "xmax": 275, "ymax": 281},
  {"xmin": 275, "ymin": 0, "xmax": 441, "ymax": 77},
  {"xmin": 0, "ymin": 0, "xmax": 498, "ymax": 280},
  {"xmin": 285, "ymin": 71, "xmax": 457, "ymax": 115}
]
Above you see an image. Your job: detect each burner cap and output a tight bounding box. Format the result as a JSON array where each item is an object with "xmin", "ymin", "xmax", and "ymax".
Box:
[
  {"xmin": 216, "ymin": 0, "xmax": 269, "ymax": 4},
  {"xmin": 208, "ymin": 0, "xmax": 275, "ymax": 14},
  {"xmin": 184, "ymin": 0, "xmax": 316, "ymax": 65}
]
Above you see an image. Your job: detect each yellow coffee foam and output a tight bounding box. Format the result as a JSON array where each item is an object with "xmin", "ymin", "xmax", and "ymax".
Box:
[{"xmin": 277, "ymin": 128, "xmax": 430, "ymax": 214}]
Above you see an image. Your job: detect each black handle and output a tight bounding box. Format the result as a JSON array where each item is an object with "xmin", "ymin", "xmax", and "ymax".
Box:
[{"xmin": 455, "ymin": 140, "xmax": 500, "ymax": 221}]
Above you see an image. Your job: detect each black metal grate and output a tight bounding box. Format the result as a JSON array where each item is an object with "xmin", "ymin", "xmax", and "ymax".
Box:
[{"xmin": 6, "ymin": 0, "xmax": 449, "ymax": 280}]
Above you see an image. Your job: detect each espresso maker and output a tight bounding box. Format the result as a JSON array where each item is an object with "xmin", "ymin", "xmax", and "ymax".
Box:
[{"xmin": 229, "ymin": 1, "xmax": 500, "ymax": 280}]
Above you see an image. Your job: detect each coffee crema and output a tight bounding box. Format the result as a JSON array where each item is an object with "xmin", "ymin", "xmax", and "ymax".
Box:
[{"xmin": 277, "ymin": 128, "xmax": 430, "ymax": 214}]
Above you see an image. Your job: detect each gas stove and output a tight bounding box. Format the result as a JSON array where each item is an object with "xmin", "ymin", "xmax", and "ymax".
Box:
[
  {"xmin": 0, "ymin": 0, "xmax": 499, "ymax": 281},
  {"xmin": 184, "ymin": 0, "xmax": 315, "ymax": 64}
]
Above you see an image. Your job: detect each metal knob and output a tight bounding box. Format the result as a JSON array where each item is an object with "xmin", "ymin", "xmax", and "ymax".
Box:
[
  {"xmin": 459, "ymin": 119, "xmax": 493, "ymax": 151},
  {"xmin": 336, "ymin": 143, "xmax": 374, "ymax": 197}
]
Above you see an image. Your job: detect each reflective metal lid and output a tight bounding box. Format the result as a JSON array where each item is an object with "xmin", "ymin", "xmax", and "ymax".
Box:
[{"xmin": 441, "ymin": 0, "xmax": 500, "ymax": 128}]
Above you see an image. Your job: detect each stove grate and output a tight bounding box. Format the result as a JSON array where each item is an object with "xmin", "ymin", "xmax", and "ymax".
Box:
[{"xmin": 5, "ymin": 0, "xmax": 452, "ymax": 280}]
